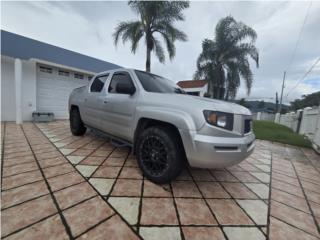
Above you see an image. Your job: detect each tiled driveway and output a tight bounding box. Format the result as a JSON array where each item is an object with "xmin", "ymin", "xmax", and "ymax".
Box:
[{"xmin": 1, "ymin": 121, "xmax": 320, "ymax": 240}]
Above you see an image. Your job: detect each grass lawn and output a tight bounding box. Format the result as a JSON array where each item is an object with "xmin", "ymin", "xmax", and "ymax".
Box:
[{"xmin": 253, "ymin": 120, "xmax": 312, "ymax": 148}]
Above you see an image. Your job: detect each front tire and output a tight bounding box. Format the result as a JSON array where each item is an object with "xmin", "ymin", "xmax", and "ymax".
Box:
[
  {"xmin": 70, "ymin": 108, "xmax": 86, "ymax": 136},
  {"xmin": 136, "ymin": 126, "xmax": 185, "ymax": 183}
]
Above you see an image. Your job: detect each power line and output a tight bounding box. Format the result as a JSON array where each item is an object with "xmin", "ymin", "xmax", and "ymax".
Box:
[
  {"xmin": 286, "ymin": 2, "xmax": 312, "ymax": 72},
  {"xmin": 286, "ymin": 57, "xmax": 320, "ymax": 97}
]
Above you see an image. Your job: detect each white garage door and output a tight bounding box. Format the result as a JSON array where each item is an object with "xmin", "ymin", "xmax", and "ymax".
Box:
[{"xmin": 37, "ymin": 65, "xmax": 91, "ymax": 119}]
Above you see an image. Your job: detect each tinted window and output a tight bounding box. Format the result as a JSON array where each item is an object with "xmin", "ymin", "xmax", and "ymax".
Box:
[
  {"xmin": 108, "ymin": 72, "xmax": 134, "ymax": 93},
  {"xmin": 90, "ymin": 74, "xmax": 109, "ymax": 92},
  {"xmin": 135, "ymin": 70, "xmax": 185, "ymax": 94}
]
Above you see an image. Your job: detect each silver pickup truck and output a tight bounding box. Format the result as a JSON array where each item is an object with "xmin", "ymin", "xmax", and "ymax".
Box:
[{"xmin": 69, "ymin": 68, "xmax": 255, "ymax": 183}]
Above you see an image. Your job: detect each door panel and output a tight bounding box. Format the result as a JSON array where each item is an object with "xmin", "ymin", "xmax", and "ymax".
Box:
[
  {"xmin": 83, "ymin": 74, "xmax": 109, "ymax": 128},
  {"xmin": 100, "ymin": 71, "xmax": 137, "ymax": 141}
]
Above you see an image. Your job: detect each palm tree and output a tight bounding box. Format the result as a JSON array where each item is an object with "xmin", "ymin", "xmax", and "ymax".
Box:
[
  {"xmin": 194, "ymin": 16, "xmax": 259, "ymax": 100},
  {"xmin": 113, "ymin": 1, "xmax": 189, "ymax": 72}
]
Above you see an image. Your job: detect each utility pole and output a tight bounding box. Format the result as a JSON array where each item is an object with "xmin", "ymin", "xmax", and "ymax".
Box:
[
  {"xmin": 275, "ymin": 92, "xmax": 279, "ymax": 113},
  {"xmin": 279, "ymin": 71, "xmax": 286, "ymax": 113}
]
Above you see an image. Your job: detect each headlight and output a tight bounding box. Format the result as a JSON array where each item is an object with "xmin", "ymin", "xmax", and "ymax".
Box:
[{"xmin": 203, "ymin": 110, "xmax": 234, "ymax": 130}]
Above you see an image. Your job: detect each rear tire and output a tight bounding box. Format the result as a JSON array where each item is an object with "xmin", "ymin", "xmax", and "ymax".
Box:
[
  {"xmin": 136, "ymin": 126, "xmax": 185, "ymax": 183},
  {"xmin": 70, "ymin": 108, "xmax": 86, "ymax": 136}
]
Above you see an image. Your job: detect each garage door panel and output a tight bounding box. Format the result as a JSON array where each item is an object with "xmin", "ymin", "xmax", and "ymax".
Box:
[{"xmin": 37, "ymin": 65, "xmax": 87, "ymax": 119}]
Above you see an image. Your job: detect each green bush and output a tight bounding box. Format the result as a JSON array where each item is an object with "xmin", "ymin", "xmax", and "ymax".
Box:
[{"xmin": 253, "ymin": 120, "xmax": 312, "ymax": 148}]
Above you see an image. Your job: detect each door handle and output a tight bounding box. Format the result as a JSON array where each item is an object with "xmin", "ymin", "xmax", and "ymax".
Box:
[{"xmin": 103, "ymin": 99, "xmax": 108, "ymax": 104}]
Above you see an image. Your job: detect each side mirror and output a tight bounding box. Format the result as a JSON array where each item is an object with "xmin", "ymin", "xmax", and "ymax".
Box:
[{"xmin": 115, "ymin": 82, "xmax": 136, "ymax": 95}]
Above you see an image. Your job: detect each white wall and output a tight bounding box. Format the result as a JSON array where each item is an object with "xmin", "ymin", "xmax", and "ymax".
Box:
[
  {"xmin": 1, "ymin": 57, "xmax": 37, "ymax": 121},
  {"xmin": 278, "ymin": 107, "xmax": 320, "ymax": 153},
  {"xmin": 21, "ymin": 60, "xmax": 37, "ymax": 121},
  {"xmin": 1, "ymin": 56, "xmax": 16, "ymax": 121}
]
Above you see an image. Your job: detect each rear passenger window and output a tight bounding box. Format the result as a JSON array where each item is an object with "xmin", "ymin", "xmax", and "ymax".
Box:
[
  {"xmin": 108, "ymin": 72, "xmax": 133, "ymax": 93},
  {"xmin": 90, "ymin": 74, "xmax": 109, "ymax": 92}
]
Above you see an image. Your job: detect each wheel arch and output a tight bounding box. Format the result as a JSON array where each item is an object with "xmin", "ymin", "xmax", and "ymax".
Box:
[{"xmin": 133, "ymin": 118, "xmax": 186, "ymax": 158}]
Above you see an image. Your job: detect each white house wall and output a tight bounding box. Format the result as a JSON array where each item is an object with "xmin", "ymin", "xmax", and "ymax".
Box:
[
  {"xmin": 21, "ymin": 60, "xmax": 37, "ymax": 121},
  {"xmin": 1, "ymin": 56, "xmax": 16, "ymax": 121}
]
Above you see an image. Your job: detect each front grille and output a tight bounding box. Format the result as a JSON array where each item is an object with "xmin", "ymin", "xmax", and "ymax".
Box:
[{"xmin": 244, "ymin": 119, "xmax": 252, "ymax": 134}]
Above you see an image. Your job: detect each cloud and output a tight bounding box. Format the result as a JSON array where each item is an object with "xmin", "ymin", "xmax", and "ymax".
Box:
[{"xmin": 1, "ymin": 1, "xmax": 320, "ymax": 104}]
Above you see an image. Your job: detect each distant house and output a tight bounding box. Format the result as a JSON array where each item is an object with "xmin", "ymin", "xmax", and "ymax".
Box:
[
  {"xmin": 1, "ymin": 30, "xmax": 120, "ymax": 123},
  {"xmin": 177, "ymin": 80, "xmax": 207, "ymax": 97}
]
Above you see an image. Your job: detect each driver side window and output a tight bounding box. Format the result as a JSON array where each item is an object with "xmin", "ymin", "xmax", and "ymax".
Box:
[
  {"xmin": 90, "ymin": 74, "xmax": 109, "ymax": 92},
  {"xmin": 108, "ymin": 72, "xmax": 133, "ymax": 93}
]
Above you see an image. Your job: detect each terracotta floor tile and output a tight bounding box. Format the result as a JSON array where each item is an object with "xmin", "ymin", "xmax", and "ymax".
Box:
[
  {"xmin": 90, "ymin": 150, "xmax": 113, "ymax": 157},
  {"xmin": 272, "ymin": 172, "xmax": 300, "ymax": 186},
  {"xmin": 47, "ymin": 172, "xmax": 84, "ymax": 192},
  {"xmin": 89, "ymin": 178, "xmax": 115, "ymax": 196},
  {"xmin": 270, "ymin": 200, "xmax": 319, "ymax": 236},
  {"xmin": 222, "ymin": 182, "xmax": 258, "ymax": 199},
  {"xmin": 141, "ymin": 198, "xmax": 178, "ymax": 225},
  {"xmin": 3, "ymin": 162, "xmax": 39, "ymax": 177},
  {"xmin": 2, "ymin": 180, "xmax": 49, "ymax": 209},
  {"xmin": 211, "ymin": 170, "xmax": 239, "ymax": 182},
  {"xmin": 301, "ymin": 180, "xmax": 320, "ymax": 194},
  {"xmin": 182, "ymin": 227, "xmax": 225, "ymax": 240},
  {"xmin": 176, "ymin": 198, "xmax": 217, "ymax": 225},
  {"xmin": 43, "ymin": 163, "xmax": 74, "ymax": 178},
  {"xmin": 79, "ymin": 156, "xmax": 106, "ymax": 165},
  {"xmin": 78, "ymin": 215, "xmax": 138, "ymax": 240},
  {"xmin": 119, "ymin": 167, "xmax": 143, "ymax": 179},
  {"xmin": 5, "ymin": 151, "xmax": 33, "ymax": 159},
  {"xmin": 2, "ymin": 170, "xmax": 43, "ymax": 190},
  {"xmin": 36, "ymin": 151, "xmax": 63, "ymax": 160},
  {"xmin": 37, "ymin": 156, "xmax": 67, "ymax": 168},
  {"xmin": 176, "ymin": 169, "xmax": 193, "ymax": 181},
  {"xmin": 171, "ymin": 181, "xmax": 202, "ymax": 198},
  {"xmin": 63, "ymin": 196, "xmax": 114, "ymax": 237},
  {"xmin": 54, "ymin": 182, "xmax": 97, "ymax": 210},
  {"xmin": 143, "ymin": 180, "xmax": 172, "ymax": 197},
  {"xmin": 305, "ymin": 190, "xmax": 320, "ymax": 204},
  {"xmin": 111, "ymin": 179, "xmax": 142, "ymax": 197},
  {"xmin": 92, "ymin": 166, "xmax": 121, "ymax": 178},
  {"xmin": 124, "ymin": 157, "xmax": 138, "ymax": 167},
  {"xmin": 102, "ymin": 157, "xmax": 125, "ymax": 166},
  {"xmin": 269, "ymin": 217, "xmax": 318, "ymax": 240},
  {"xmin": 108, "ymin": 197, "xmax": 140, "ymax": 225},
  {"xmin": 309, "ymin": 201, "xmax": 320, "ymax": 218},
  {"xmin": 223, "ymin": 227, "xmax": 265, "ymax": 240},
  {"xmin": 139, "ymin": 227, "xmax": 181, "ymax": 240},
  {"xmin": 197, "ymin": 182, "xmax": 231, "ymax": 198},
  {"xmin": 5, "ymin": 214, "xmax": 69, "ymax": 240},
  {"xmin": 190, "ymin": 169, "xmax": 215, "ymax": 181},
  {"xmin": 1, "ymin": 195, "xmax": 57, "ymax": 237},
  {"xmin": 272, "ymin": 179, "xmax": 304, "ymax": 198},
  {"xmin": 207, "ymin": 199, "xmax": 253, "ymax": 225},
  {"xmin": 4, "ymin": 146, "xmax": 30, "ymax": 154},
  {"xmin": 3, "ymin": 155, "xmax": 35, "ymax": 167},
  {"xmin": 271, "ymin": 188, "xmax": 310, "ymax": 213}
]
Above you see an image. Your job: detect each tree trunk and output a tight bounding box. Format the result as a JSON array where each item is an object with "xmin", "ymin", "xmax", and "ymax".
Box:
[{"xmin": 146, "ymin": 47, "xmax": 151, "ymax": 72}]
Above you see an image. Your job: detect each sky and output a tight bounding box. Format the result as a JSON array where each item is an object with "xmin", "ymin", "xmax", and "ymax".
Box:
[{"xmin": 1, "ymin": 1, "xmax": 320, "ymax": 104}]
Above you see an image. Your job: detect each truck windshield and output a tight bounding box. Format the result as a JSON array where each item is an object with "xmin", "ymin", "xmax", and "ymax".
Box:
[{"xmin": 135, "ymin": 70, "xmax": 186, "ymax": 94}]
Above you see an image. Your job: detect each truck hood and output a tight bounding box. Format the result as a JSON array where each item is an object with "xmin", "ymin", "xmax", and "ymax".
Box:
[{"xmin": 147, "ymin": 93, "xmax": 251, "ymax": 115}]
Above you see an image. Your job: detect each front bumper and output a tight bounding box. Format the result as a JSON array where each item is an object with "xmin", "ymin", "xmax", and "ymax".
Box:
[{"xmin": 180, "ymin": 130, "xmax": 255, "ymax": 169}]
